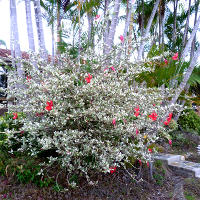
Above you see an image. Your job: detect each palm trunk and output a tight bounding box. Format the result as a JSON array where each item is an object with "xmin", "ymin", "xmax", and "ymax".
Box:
[
  {"xmin": 181, "ymin": 0, "xmax": 191, "ymax": 52},
  {"xmin": 87, "ymin": 12, "xmax": 94, "ymax": 47},
  {"xmin": 56, "ymin": 0, "xmax": 61, "ymax": 55},
  {"xmin": 78, "ymin": 0, "xmax": 82, "ymax": 63},
  {"xmin": 169, "ymin": 44, "xmax": 200, "ymax": 106},
  {"xmin": 51, "ymin": 23, "xmax": 55, "ymax": 64},
  {"xmin": 25, "ymin": 0, "xmax": 35, "ymax": 51},
  {"xmin": 141, "ymin": 0, "xmax": 144, "ymax": 37},
  {"xmin": 103, "ymin": 0, "xmax": 110, "ymax": 50},
  {"xmin": 137, "ymin": 0, "xmax": 160, "ymax": 61},
  {"xmin": 118, "ymin": 0, "xmax": 133, "ymax": 59},
  {"xmin": 158, "ymin": 3, "xmax": 161, "ymax": 46},
  {"xmin": 104, "ymin": 0, "xmax": 121, "ymax": 55},
  {"xmin": 10, "ymin": 0, "xmax": 23, "ymax": 77},
  {"xmin": 191, "ymin": 0, "xmax": 199, "ymax": 59},
  {"xmin": 160, "ymin": 0, "xmax": 165, "ymax": 50},
  {"xmin": 34, "ymin": 0, "xmax": 47, "ymax": 59},
  {"xmin": 128, "ymin": 11, "xmax": 134, "ymax": 55},
  {"xmin": 181, "ymin": 15, "xmax": 200, "ymax": 60},
  {"xmin": 172, "ymin": 0, "xmax": 178, "ymax": 50}
]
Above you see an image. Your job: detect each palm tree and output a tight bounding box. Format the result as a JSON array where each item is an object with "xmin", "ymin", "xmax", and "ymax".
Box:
[
  {"xmin": 137, "ymin": 0, "xmax": 160, "ymax": 61},
  {"xmin": 181, "ymin": 15, "xmax": 200, "ymax": 60},
  {"xmin": 191, "ymin": 0, "xmax": 199, "ymax": 59},
  {"xmin": 40, "ymin": 0, "xmax": 56, "ymax": 60},
  {"xmin": 104, "ymin": 0, "xmax": 121, "ymax": 55},
  {"xmin": 181, "ymin": 0, "xmax": 192, "ymax": 53},
  {"xmin": 25, "ymin": 0, "xmax": 35, "ymax": 51},
  {"xmin": 10, "ymin": 0, "xmax": 23, "ymax": 77},
  {"xmin": 169, "ymin": 44, "xmax": 200, "ymax": 106},
  {"xmin": 34, "ymin": 0, "xmax": 47, "ymax": 59}
]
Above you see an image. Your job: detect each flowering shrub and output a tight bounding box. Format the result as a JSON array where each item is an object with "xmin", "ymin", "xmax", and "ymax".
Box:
[{"xmin": 6, "ymin": 51, "xmax": 183, "ymax": 183}]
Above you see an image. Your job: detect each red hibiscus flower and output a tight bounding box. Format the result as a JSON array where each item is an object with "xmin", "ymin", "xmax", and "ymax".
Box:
[
  {"xmin": 110, "ymin": 66, "xmax": 116, "ymax": 71},
  {"xmin": 119, "ymin": 35, "xmax": 124, "ymax": 42},
  {"xmin": 134, "ymin": 112, "xmax": 140, "ymax": 117},
  {"xmin": 26, "ymin": 75, "xmax": 31, "ymax": 82},
  {"xmin": 13, "ymin": 113, "xmax": 18, "ymax": 120},
  {"xmin": 167, "ymin": 113, "xmax": 173, "ymax": 121},
  {"xmin": 134, "ymin": 106, "xmax": 140, "ymax": 112},
  {"xmin": 136, "ymin": 129, "xmax": 139, "ymax": 135},
  {"xmin": 149, "ymin": 112, "xmax": 158, "ymax": 121},
  {"xmin": 164, "ymin": 113, "xmax": 173, "ymax": 125},
  {"xmin": 110, "ymin": 166, "xmax": 117, "ymax": 174},
  {"xmin": 95, "ymin": 14, "xmax": 100, "ymax": 20},
  {"xmin": 112, "ymin": 119, "xmax": 116, "ymax": 126},
  {"xmin": 138, "ymin": 160, "xmax": 142, "ymax": 166},
  {"xmin": 164, "ymin": 59, "xmax": 168, "ymax": 65},
  {"xmin": 169, "ymin": 139, "xmax": 172, "ymax": 146},
  {"xmin": 148, "ymin": 148, "xmax": 152, "ymax": 153},
  {"xmin": 172, "ymin": 52, "xmax": 178, "ymax": 60},
  {"xmin": 134, "ymin": 106, "xmax": 140, "ymax": 117},
  {"xmin": 164, "ymin": 121, "xmax": 169, "ymax": 126},
  {"xmin": 45, "ymin": 100, "xmax": 53, "ymax": 111},
  {"xmin": 85, "ymin": 73, "xmax": 92, "ymax": 83}
]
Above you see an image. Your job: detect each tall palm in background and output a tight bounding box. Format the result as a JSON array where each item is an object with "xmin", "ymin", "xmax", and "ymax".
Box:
[
  {"xmin": 34, "ymin": 0, "xmax": 47, "ymax": 59},
  {"xmin": 10, "ymin": 0, "xmax": 23, "ymax": 77},
  {"xmin": 25, "ymin": 0, "xmax": 35, "ymax": 51}
]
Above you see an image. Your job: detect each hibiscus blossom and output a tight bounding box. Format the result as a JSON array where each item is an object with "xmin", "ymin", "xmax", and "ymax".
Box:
[
  {"xmin": 164, "ymin": 59, "xmax": 168, "ymax": 65},
  {"xmin": 134, "ymin": 106, "xmax": 140, "ymax": 117},
  {"xmin": 172, "ymin": 52, "xmax": 178, "ymax": 60},
  {"xmin": 110, "ymin": 66, "xmax": 116, "ymax": 71},
  {"xmin": 119, "ymin": 35, "xmax": 124, "ymax": 42},
  {"xmin": 85, "ymin": 73, "xmax": 92, "ymax": 83},
  {"xmin": 95, "ymin": 14, "xmax": 100, "ymax": 20},
  {"xmin": 138, "ymin": 160, "xmax": 142, "ymax": 166},
  {"xmin": 164, "ymin": 113, "xmax": 173, "ymax": 126},
  {"xmin": 148, "ymin": 148, "xmax": 153, "ymax": 153},
  {"xmin": 13, "ymin": 113, "xmax": 18, "ymax": 120},
  {"xmin": 45, "ymin": 100, "xmax": 53, "ymax": 111},
  {"xmin": 149, "ymin": 112, "xmax": 158, "ymax": 121},
  {"xmin": 110, "ymin": 166, "xmax": 117, "ymax": 174},
  {"xmin": 112, "ymin": 119, "xmax": 116, "ymax": 126}
]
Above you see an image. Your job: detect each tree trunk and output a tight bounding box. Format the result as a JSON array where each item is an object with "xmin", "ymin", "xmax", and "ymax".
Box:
[
  {"xmin": 128, "ymin": 11, "xmax": 134, "ymax": 55},
  {"xmin": 78, "ymin": 0, "xmax": 82, "ymax": 63},
  {"xmin": 141, "ymin": 0, "xmax": 144, "ymax": 37},
  {"xmin": 10, "ymin": 0, "xmax": 23, "ymax": 77},
  {"xmin": 181, "ymin": 15, "xmax": 200, "ymax": 60},
  {"xmin": 56, "ymin": 0, "xmax": 61, "ymax": 55},
  {"xmin": 158, "ymin": 3, "xmax": 161, "ymax": 46},
  {"xmin": 87, "ymin": 12, "xmax": 94, "ymax": 47},
  {"xmin": 172, "ymin": 0, "xmax": 178, "ymax": 49},
  {"xmin": 169, "ymin": 44, "xmax": 200, "ymax": 106},
  {"xmin": 103, "ymin": 0, "xmax": 110, "ymax": 50},
  {"xmin": 191, "ymin": 0, "xmax": 199, "ymax": 59},
  {"xmin": 51, "ymin": 22, "xmax": 55, "ymax": 64},
  {"xmin": 118, "ymin": 0, "xmax": 133, "ymax": 59},
  {"xmin": 181, "ymin": 0, "xmax": 191, "ymax": 51},
  {"xmin": 34, "ymin": 0, "xmax": 47, "ymax": 59},
  {"xmin": 104, "ymin": 0, "xmax": 121, "ymax": 55},
  {"xmin": 137, "ymin": 0, "xmax": 160, "ymax": 61},
  {"xmin": 25, "ymin": 0, "xmax": 35, "ymax": 51}
]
